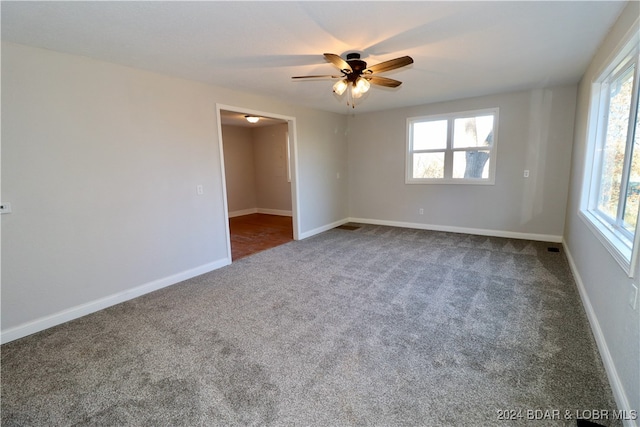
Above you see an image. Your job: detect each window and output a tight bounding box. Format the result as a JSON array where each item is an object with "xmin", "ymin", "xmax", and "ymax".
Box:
[
  {"xmin": 406, "ymin": 108, "xmax": 498, "ymax": 184},
  {"xmin": 582, "ymin": 37, "xmax": 640, "ymax": 275}
]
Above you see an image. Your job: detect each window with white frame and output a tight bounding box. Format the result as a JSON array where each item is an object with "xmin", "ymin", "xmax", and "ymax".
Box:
[
  {"xmin": 406, "ymin": 108, "xmax": 498, "ymax": 184},
  {"xmin": 582, "ymin": 36, "xmax": 640, "ymax": 274}
]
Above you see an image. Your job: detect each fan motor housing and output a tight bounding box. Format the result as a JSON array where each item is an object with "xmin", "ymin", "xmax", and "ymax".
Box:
[{"xmin": 345, "ymin": 53, "xmax": 367, "ymax": 81}]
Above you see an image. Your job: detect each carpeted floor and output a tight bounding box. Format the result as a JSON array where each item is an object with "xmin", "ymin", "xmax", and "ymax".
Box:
[{"xmin": 1, "ymin": 224, "xmax": 620, "ymax": 426}]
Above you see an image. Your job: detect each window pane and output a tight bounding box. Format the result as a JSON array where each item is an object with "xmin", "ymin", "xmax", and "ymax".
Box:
[
  {"xmin": 452, "ymin": 151, "xmax": 490, "ymax": 179},
  {"xmin": 412, "ymin": 120, "xmax": 447, "ymax": 150},
  {"xmin": 597, "ymin": 66, "xmax": 635, "ymax": 221},
  {"xmin": 453, "ymin": 115, "xmax": 494, "ymax": 148},
  {"xmin": 413, "ymin": 152, "xmax": 444, "ymax": 179},
  {"xmin": 623, "ymin": 95, "xmax": 640, "ymax": 232}
]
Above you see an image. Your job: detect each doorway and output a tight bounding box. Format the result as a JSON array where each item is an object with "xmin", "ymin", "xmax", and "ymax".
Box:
[{"xmin": 216, "ymin": 105, "xmax": 299, "ymax": 261}]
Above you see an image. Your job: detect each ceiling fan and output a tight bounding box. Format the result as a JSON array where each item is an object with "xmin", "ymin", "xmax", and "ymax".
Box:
[{"xmin": 292, "ymin": 52, "xmax": 414, "ymax": 108}]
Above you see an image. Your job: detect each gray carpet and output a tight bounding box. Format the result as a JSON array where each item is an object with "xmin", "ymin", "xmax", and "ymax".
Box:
[{"xmin": 1, "ymin": 224, "xmax": 620, "ymax": 426}]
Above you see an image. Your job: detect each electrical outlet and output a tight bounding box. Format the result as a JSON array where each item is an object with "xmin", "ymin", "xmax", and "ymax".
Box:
[
  {"xmin": 524, "ymin": 170, "xmax": 530, "ymax": 178},
  {"xmin": 419, "ymin": 208, "xmax": 424, "ymax": 215},
  {"xmin": 196, "ymin": 185, "xmax": 204, "ymax": 195},
  {"xmin": 629, "ymin": 283, "xmax": 638, "ymax": 310}
]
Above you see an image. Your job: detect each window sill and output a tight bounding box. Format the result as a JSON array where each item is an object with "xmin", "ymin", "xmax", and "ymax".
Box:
[{"xmin": 579, "ymin": 209, "xmax": 633, "ymax": 277}]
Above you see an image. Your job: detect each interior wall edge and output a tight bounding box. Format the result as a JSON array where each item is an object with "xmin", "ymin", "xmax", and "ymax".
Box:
[
  {"xmin": 349, "ymin": 217, "xmax": 563, "ymax": 243},
  {"xmin": 228, "ymin": 208, "xmax": 293, "ymax": 218},
  {"xmin": 298, "ymin": 218, "xmax": 351, "ymax": 240},
  {"xmin": 256, "ymin": 208, "xmax": 292, "ymax": 217},
  {"xmin": 562, "ymin": 243, "xmax": 636, "ymax": 427},
  {"xmin": 228, "ymin": 208, "xmax": 259, "ymax": 218},
  {"xmin": 0, "ymin": 258, "xmax": 230, "ymax": 345}
]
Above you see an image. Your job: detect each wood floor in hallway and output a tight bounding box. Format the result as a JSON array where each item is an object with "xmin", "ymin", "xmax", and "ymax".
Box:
[{"xmin": 229, "ymin": 213, "xmax": 293, "ymax": 261}]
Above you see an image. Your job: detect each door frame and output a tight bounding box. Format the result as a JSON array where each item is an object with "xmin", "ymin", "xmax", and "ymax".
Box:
[{"xmin": 215, "ymin": 104, "xmax": 300, "ymax": 262}]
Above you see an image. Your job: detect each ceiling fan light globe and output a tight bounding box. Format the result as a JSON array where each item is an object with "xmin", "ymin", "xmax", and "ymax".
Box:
[
  {"xmin": 356, "ymin": 77, "xmax": 370, "ymax": 94},
  {"xmin": 333, "ymin": 79, "xmax": 348, "ymax": 95},
  {"xmin": 351, "ymin": 78, "xmax": 370, "ymax": 98}
]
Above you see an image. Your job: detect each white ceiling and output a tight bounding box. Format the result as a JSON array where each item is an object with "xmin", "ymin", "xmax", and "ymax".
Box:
[{"xmin": 1, "ymin": 1, "xmax": 628, "ymax": 114}]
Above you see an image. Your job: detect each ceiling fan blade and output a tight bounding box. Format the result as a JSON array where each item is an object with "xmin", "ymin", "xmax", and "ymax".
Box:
[
  {"xmin": 366, "ymin": 76, "xmax": 403, "ymax": 88},
  {"xmin": 365, "ymin": 56, "xmax": 414, "ymax": 74},
  {"xmin": 324, "ymin": 53, "xmax": 352, "ymax": 72},
  {"xmin": 291, "ymin": 75, "xmax": 342, "ymax": 79}
]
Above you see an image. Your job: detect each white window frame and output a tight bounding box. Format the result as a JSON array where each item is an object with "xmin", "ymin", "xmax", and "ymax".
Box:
[
  {"xmin": 580, "ymin": 34, "xmax": 640, "ymax": 277},
  {"xmin": 406, "ymin": 108, "xmax": 499, "ymax": 185}
]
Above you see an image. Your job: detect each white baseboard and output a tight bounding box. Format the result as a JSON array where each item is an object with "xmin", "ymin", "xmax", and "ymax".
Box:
[
  {"xmin": 297, "ymin": 216, "xmax": 563, "ymax": 243},
  {"xmin": 257, "ymin": 208, "xmax": 292, "ymax": 217},
  {"xmin": 228, "ymin": 208, "xmax": 258, "ymax": 218},
  {"xmin": 0, "ymin": 258, "xmax": 230, "ymax": 344},
  {"xmin": 228, "ymin": 208, "xmax": 292, "ymax": 218},
  {"xmin": 563, "ymin": 244, "xmax": 637, "ymax": 427},
  {"xmin": 298, "ymin": 218, "xmax": 350, "ymax": 240},
  {"xmin": 348, "ymin": 217, "xmax": 563, "ymax": 243}
]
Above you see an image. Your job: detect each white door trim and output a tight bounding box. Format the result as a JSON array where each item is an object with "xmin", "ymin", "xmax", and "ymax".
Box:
[{"xmin": 215, "ymin": 104, "xmax": 301, "ymax": 262}]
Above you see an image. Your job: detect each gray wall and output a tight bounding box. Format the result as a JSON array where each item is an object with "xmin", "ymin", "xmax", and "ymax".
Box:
[
  {"xmin": 348, "ymin": 85, "xmax": 577, "ymax": 241},
  {"xmin": 563, "ymin": 2, "xmax": 640, "ymax": 416},
  {"xmin": 253, "ymin": 124, "xmax": 292, "ymax": 213},
  {"xmin": 1, "ymin": 42, "xmax": 348, "ymax": 339},
  {"xmin": 221, "ymin": 125, "xmax": 257, "ymax": 213}
]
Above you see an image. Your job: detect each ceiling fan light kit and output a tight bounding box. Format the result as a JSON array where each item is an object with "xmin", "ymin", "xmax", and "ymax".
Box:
[
  {"xmin": 332, "ymin": 79, "xmax": 348, "ymax": 96},
  {"xmin": 294, "ymin": 52, "xmax": 413, "ymax": 108},
  {"xmin": 353, "ymin": 77, "xmax": 370, "ymax": 98}
]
